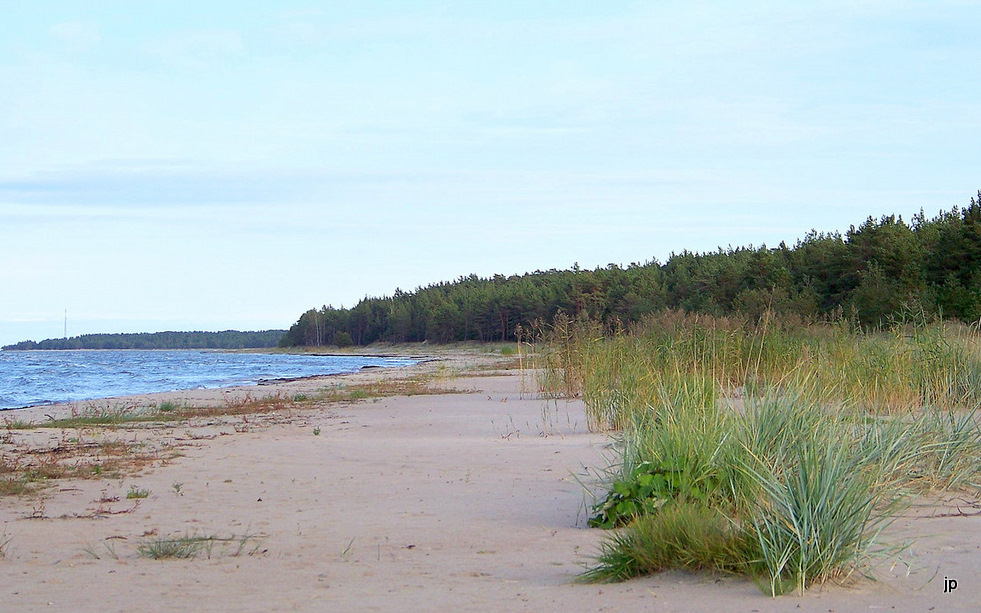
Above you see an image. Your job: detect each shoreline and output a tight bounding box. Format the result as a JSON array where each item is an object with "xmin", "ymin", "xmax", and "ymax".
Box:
[
  {"xmin": 0, "ymin": 361, "xmax": 436, "ymax": 414},
  {"xmin": 3, "ymin": 362, "xmax": 436, "ymax": 424},
  {"xmin": 0, "ymin": 348, "xmax": 440, "ymax": 415},
  {"xmin": 2, "ymin": 349, "xmax": 979, "ymax": 610}
]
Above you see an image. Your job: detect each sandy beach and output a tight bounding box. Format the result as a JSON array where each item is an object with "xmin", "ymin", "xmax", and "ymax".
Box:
[{"xmin": 2, "ymin": 349, "xmax": 979, "ymax": 611}]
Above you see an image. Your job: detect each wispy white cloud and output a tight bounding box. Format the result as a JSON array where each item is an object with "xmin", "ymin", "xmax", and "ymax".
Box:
[
  {"xmin": 143, "ymin": 29, "xmax": 245, "ymax": 70},
  {"xmin": 49, "ymin": 21, "xmax": 101, "ymax": 48}
]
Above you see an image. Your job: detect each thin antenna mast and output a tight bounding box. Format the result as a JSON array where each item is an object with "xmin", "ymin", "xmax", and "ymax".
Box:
[{"xmin": 64, "ymin": 309, "xmax": 67, "ymax": 339}]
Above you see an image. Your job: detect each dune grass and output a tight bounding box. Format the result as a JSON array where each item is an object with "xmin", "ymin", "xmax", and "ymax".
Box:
[
  {"xmin": 538, "ymin": 310, "xmax": 981, "ymax": 595},
  {"xmin": 579, "ymin": 381, "xmax": 981, "ymax": 595},
  {"xmin": 537, "ymin": 309, "xmax": 981, "ymax": 429},
  {"xmin": 137, "ymin": 532, "xmax": 263, "ymax": 560}
]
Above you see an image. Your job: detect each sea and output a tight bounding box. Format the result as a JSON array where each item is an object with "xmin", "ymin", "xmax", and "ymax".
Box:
[{"xmin": 0, "ymin": 350, "xmax": 419, "ymax": 411}]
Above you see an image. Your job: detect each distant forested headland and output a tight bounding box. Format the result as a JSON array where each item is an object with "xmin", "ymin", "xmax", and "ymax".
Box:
[
  {"xmin": 3, "ymin": 330, "xmax": 287, "ymax": 351},
  {"xmin": 281, "ymin": 191, "xmax": 981, "ymax": 347}
]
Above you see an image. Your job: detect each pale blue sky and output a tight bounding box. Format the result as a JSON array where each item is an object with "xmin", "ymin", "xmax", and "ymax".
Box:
[{"xmin": 1, "ymin": 1, "xmax": 980, "ymax": 345}]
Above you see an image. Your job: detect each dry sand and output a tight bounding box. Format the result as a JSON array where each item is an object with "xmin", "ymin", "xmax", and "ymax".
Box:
[{"xmin": 2, "ymin": 350, "xmax": 980, "ymax": 611}]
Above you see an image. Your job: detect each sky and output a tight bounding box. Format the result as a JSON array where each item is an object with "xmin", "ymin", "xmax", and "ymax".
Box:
[{"xmin": 1, "ymin": 1, "xmax": 980, "ymax": 346}]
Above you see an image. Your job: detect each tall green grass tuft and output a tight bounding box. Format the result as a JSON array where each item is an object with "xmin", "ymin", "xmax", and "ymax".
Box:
[
  {"xmin": 581, "ymin": 501, "xmax": 751, "ymax": 583},
  {"xmin": 738, "ymin": 402, "xmax": 899, "ymax": 596}
]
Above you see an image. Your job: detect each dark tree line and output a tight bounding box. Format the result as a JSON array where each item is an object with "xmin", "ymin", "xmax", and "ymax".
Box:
[
  {"xmin": 277, "ymin": 191, "xmax": 981, "ymax": 347},
  {"xmin": 4, "ymin": 330, "xmax": 287, "ymax": 351}
]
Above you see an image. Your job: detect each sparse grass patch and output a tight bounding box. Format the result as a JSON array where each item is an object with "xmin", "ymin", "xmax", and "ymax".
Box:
[
  {"xmin": 0, "ymin": 477, "xmax": 30, "ymax": 497},
  {"xmin": 82, "ymin": 539, "xmax": 120, "ymax": 560},
  {"xmin": 2, "ymin": 418, "xmax": 33, "ymax": 430},
  {"xmin": 317, "ymin": 375, "xmax": 470, "ymax": 404},
  {"xmin": 137, "ymin": 532, "xmax": 264, "ymax": 560},
  {"xmin": 1, "ymin": 453, "xmax": 32, "ymax": 496},
  {"xmin": 173, "ymin": 391, "xmax": 300, "ymax": 420},
  {"xmin": 1, "ymin": 436, "xmax": 161, "ymax": 497},
  {"xmin": 51, "ymin": 404, "xmax": 170, "ymax": 428},
  {"xmin": 126, "ymin": 485, "xmax": 151, "ymax": 499},
  {"xmin": 156, "ymin": 400, "xmax": 183, "ymax": 413},
  {"xmin": 5, "ymin": 393, "xmax": 309, "ymax": 431},
  {"xmin": 138, "ymin": 535, "xmax": 206, "ymax": 560}
]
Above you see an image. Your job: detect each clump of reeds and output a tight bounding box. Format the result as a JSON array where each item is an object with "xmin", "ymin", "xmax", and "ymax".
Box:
[{"xmin": 536, "ymin": 309, "xmax": 981, "ymax": 429}]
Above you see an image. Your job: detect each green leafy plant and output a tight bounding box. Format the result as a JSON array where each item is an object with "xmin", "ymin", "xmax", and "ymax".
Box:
[{"xmin": 588, "ymin": 461, "xmax": 709, "ymax": 529}]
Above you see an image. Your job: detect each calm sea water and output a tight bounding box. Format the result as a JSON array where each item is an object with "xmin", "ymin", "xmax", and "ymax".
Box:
[{"xmin": 0, "ymin": 350, "xmax": 419, "ymax": 411}]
